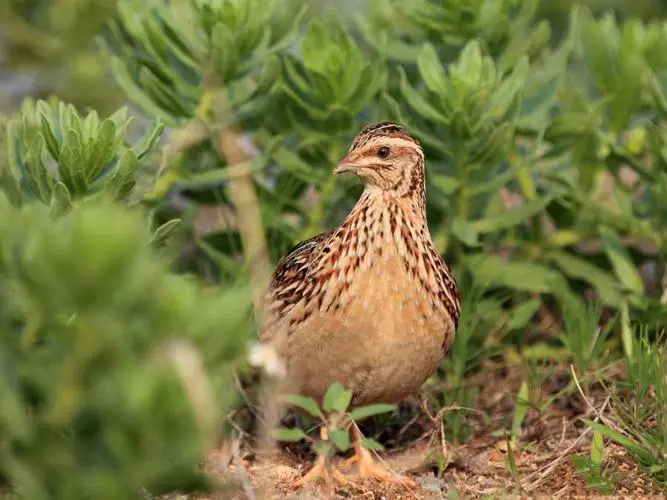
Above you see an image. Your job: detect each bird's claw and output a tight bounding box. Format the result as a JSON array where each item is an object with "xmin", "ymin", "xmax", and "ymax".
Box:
[
  {"xmin": 292, "ymin": 455, "xmax": 357, "ymax": 489},
  {"xmin": 348, "ymin": 446, "xmax": 417, "ymax": 487}
]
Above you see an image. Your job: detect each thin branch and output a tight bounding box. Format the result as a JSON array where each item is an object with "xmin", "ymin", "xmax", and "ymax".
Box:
[
  {"xmin": 211, "ymin": 93, "xmax": 271, "ymax": 322},
  {"xmin": 232, "ymin": 439, "xmax": 257, "ymax": 500},
  {"xmin": 520, "ymin": 375, "xmax": 611, "ymax": 493}
]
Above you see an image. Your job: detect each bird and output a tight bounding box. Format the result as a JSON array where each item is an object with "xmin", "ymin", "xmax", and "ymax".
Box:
[{"xmin": 259, "ymin": 121, "xmax": 460, "ymax": 487}]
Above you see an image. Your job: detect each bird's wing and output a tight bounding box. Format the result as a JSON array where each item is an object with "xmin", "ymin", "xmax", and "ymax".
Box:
[{"xmin": 259, "ymin": 229, "xmax": 335, "ymax": 343}]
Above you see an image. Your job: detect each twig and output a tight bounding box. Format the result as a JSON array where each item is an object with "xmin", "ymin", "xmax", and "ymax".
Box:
[
  {"xmin": 557, "ymin": 416, "xmax": 568, "ymax": 449},
  {"xmin": 208, "ymin": 89, "xmax": 271, "ymax": 321},
  {"xmin": 439, "ymin": 419, "xmax": 450, "ymax": 469},
  {"xmin": 570, "ymin": 364, "xmax": 601, "ymax": 418},
  {"xmin": 215, "ymin": 124, "xmax": 271, "ymax": 319},
  {"xmin": 520, "ymin": 391, "xmax": 611, "ymax": 492},
  {"xmin": 232, "ymin": 439, "xmax": 257, "ymax": 500},
  {"xmin": 233, "ymin": 372, "xmax": 259, "ymax": 416}
]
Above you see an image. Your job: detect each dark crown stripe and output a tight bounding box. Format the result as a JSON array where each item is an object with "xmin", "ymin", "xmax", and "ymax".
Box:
[{"xmin": 351, "ymin": 121, "xmax": 420, "ymax": 150}]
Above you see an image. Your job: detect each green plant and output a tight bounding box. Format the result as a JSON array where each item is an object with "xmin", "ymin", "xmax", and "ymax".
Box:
[
  {"xmin": 0, "ymin": 196, "xmax": 251, "ymax": 499},
  {"xmin": 584, "ymin": 327, "xmax": 667, "ymax": 486},
  {"xmin": 558, "ymin": 291, "xmax": 615, "ymax": 373},
  {"xmin": 1, "ymin": 99, "xmax": 163, "ymax": 209},
  {"xmin": 571, "ymin": 429, "xmax": 616, "ymax": 494},
  {"xmin": 0, "ymin": 0, "xmax": 123, "ymax": 112},
  {"xmin": 272, "ymin": 382, "xmax": 395, "ymax": 459}
]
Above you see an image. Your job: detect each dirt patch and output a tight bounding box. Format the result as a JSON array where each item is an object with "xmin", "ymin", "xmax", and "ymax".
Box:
[{"xmin": 188, "ymin": 366, "xmax": 664, "ymax": 499}]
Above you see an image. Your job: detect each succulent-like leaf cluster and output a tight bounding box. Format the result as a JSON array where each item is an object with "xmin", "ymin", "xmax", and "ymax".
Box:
[
  {"xmin": 108, "ymin": 0, "xmax": 305, "ymax": 126},
  {"xmin": 276, "ymin": 20, "xmax": 388, "ymax": 136},
  {"xmin": 390, "ymin": 41, "xmax": 528, "ymax": 165},
  {"xmin": 1, "ymin": 100, "xmax": 163, "ymax": 211}
]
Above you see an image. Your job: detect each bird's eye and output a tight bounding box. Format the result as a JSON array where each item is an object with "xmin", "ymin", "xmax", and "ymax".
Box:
[{"xmin": 377, "ymin": 146, "xmax": 390, "ymax": 159}]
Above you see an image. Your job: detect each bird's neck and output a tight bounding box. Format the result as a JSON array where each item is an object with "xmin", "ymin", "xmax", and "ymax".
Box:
[{"xmin": 341, "ymin": 186, "xmax": 431, "ymax": 245}]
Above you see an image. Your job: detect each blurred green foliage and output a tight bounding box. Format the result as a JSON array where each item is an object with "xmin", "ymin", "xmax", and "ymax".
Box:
[
  {"xmin": 0, "ymin": 0, "xmax": 122, "ymax": 112},
  {"xmin": 0, "ymin": 197, "xmax": 251, "ymax": 498},
  {"xmin": 1, "ymin": 0, "xmax": 667, "ymax": 497},
  {"xmin": 1, "ymin": 100, "xmax": 164, "ymax": 209}
]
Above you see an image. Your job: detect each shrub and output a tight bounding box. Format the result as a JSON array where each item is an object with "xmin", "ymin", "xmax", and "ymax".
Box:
[{"xmin": 0, "ymin": 197, "xmax": 251, "ymax": 499}]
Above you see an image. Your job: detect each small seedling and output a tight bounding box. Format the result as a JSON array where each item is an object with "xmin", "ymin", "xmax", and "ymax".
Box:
[
  {"xmin": 272, "ymin": 382, "xmax": 395, "ymax": 461},
  {"xmin": 499, "ymin": 438, "xmax": 526, "ymax": 495},
  {"xmin": 570, "ymin": 430, "xmax": 615, "ymax": 494}
]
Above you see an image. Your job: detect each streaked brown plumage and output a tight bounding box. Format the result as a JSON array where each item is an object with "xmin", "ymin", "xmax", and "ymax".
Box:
[{"xmin": 260, "ymin": 122, "xmax": 460, "ymax": 486}]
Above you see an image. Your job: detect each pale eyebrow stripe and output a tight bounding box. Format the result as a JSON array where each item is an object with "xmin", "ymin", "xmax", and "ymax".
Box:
[{"xmin": 367, "ymin": 136, "xmax": 420, "ymax": 150}]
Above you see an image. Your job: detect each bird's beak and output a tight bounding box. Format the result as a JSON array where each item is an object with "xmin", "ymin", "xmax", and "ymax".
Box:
[{"xmin": 334, "ymin": 154, "xmax": 359, "ymax": 175}]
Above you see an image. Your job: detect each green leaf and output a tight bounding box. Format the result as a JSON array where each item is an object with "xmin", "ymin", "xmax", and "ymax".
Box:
[
  {"xmin": 417, "ymin": 43, "xmax": 447, "ymax": 94},
  {"xmin": 518, "ymin": 69, "xmax": 561, "ymax": 129},
  {"xmin": 507, "ymin": 300, "xmax": 540, "ymax": 330},
  {"xmin": 348, "ymin": 404, "xmax": 395, "ymax": 422},
  {"xmin": 0, "ymin": 166, "xmax": 21, "ymax": 206},
  {"xmin": 451, "ymin": 218, "xmax": 479, "ymax": 246},
  {"xmin": 548, "ymin": 250, "xmax": 625, "ymax": 307},
  {"xmin": 40, "ymin": 113, "xmax": 61, "ymax": 160},
  {"xmin": 465, "ymin": 255, "xmax": 565, "ymax": 293},
  {"xmin": 151, "ymin": 219, "xmax": 182, "ymax": 246},
  {"xmin": 135, "ymin": 121, "xmax": 165, "ymax": 160},
  {"xmin": 6, "ymin": 116, "xmax": 23, "ymax": 177},
  {"xmin": 456, "ymin": 41, "xmax": 484, "ymax": 84},
  {"xmin": 109, "ymin": 56, "xmax": 179, "ymax": 126},
  {"xmin": 59, "ymin": 129, "xmax": 86, "ymax": 194},
  {"xmin": 271, "ymin": 427, "xmax": 308, "ymax": 442},
  {"xmin": 322, "ymin": 382, "xmax": 352, "ymax": 413},
  {"xmin": 468, "ymin": 195, "xmax": 552, "ymax": 234},
  {"xmin": 83, "ymin": 110, "xmax": 100, "ymax": 142},
  {"xmin": 580, "ymin": 12, "xmax": 620, "ymax": 96},
  {"xmin": 591, "ymin": 429, "xmax": 604, "ymax": 467},
  {"xmin": 510, "ymin": 381, "xmax": 529, "ymax": 445},
  {"xmin": 431, "ymin": 175, "xmax": 460, "ymax": 195},
  {"xmin": 346, "ymin": 65, "xmax": 387, "ymax": 113},
  {"xmin": 620, "ymin": 302, "xmax": 633, "ymax": 364},
  {"xmin": 582, "ymin": 420, "xmax": 646, "ymax": 458},
  {"xmin": 471, "ymin": 122, "xmax": 515, "ymax": 165},
  {"xmin": 398, "ymin": 68, "xmax": 450, "ymax": 125},
  {"xmin": 211, "ymin": 23, "xmax": 239, "ymax": 82},
  {"xmin": 24, "ymin": 134, "xmax": 52, "ymax": 204},
  {"xmin": 279, "ymin": 394, "xmax": 323, "ymax": 419},
  {"xmin": 360, "ymin": 438, "xmax": 385, "ymax": 451},
  {"xmin": 87, "ymin": 119, "xmax": 118, "ymax": 178},
  {"xmin": 50, "ymin": 181, "xmax": 72, "ymax": 216},
  {"xmin": 599, "ymin": 226, "xmax": 644, "ymax": 294},
  {"xmin": 108, "ymin": 150, "xmax": 137, "ymax": 200},
  {"xmin": 485, "ymin": 57, "xmax": 529, "ymax": 122},
  {"xmin": 328, "ymin": 429, "xmax": 350, "ymax": 451},
  {"xmin": 138, "ymin": 67, "xmax": 193, "ymax": 118}
]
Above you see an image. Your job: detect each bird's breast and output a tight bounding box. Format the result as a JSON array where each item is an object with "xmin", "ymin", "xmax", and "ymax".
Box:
[{"xmin": 279, "ymin": 225, "xmax": 455, "ymax": 405}]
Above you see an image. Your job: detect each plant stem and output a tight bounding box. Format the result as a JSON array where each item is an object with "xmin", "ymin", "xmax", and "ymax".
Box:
[
  {"xmin": 300, "ymin": 141, "xmax": 341, "ymax": 240},
  {"xmin": 208, "ymin": 88, "xmax": 271, "ymax": 322}
]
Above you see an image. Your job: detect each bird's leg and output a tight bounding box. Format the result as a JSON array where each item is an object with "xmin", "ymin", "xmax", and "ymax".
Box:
[
  {"xmin": 292, "ymin": 425, "xmax": 351, "ymax": 488},
  {"xmin": 345, "ymin": 424, "xmax": 417, "ymax": 486}
]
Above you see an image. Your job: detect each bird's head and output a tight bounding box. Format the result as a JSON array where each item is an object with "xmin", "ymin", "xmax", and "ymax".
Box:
[{"xmin": 334, "ymin": 122, "xmax": 425, "ymax": 196}]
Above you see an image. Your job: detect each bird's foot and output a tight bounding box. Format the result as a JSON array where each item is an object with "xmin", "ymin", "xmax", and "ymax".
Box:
[
  {"xmin": 293, "ymin": 454, "xmax": 354, "ymax": 489},
  {"xmin": 346, "ymin": 446, "xmax": 417, "ymax": 486}
]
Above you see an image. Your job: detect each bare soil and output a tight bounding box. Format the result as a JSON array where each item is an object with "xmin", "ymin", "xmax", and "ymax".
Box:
[{"xmin": 191, "ymin": 364, "xmax": 665, "ymax": 499}]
